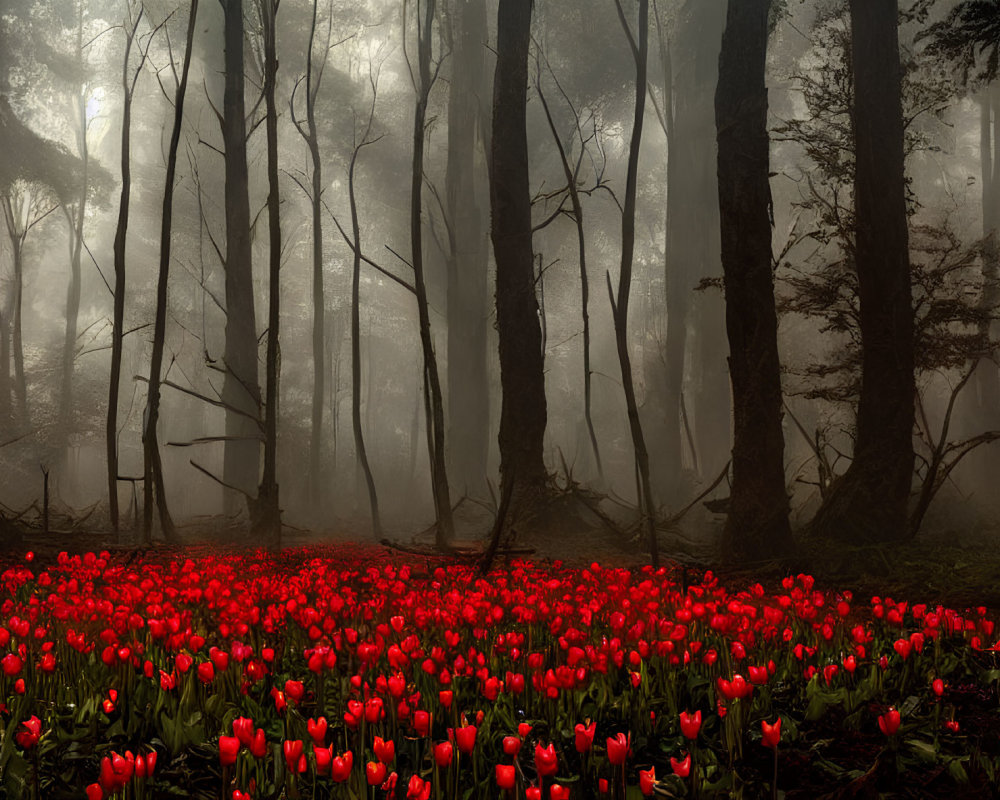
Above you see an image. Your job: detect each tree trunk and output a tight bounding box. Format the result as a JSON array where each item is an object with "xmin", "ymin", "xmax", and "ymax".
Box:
[
  {"xmin": 299, "ymin": 0, "xmax": 326, "ymax": 510},
  {"xmin": 660, "ymin": 0, "xmax": 726, "ymax": 501},
  {"xmin": 445, "ymin": 0, "xmax": 491, "ymax": 498},
  {"xmin": 610, "ymin": 0, "xmax": 658, "ymax": 566},
  {"xmin": 715, "ymin": 0, "xmax": 791, "ymax": 561},
  {"xmin": 972, "ymin": 87, "xmax": 1000, "ymax": 451},
  {"xmin": 143, "ymin": 0, "xmax": 198, "ymax": 545},
  {"xmin": 108, "ymin": 12, "xmax": 142, "ymax": 540},
  {"xmin": 253, "ymin": 0, "xmax": 281, "ymax": 546},
  {"xmin": 491, "ymin": 0, "xmax": 548, "ymax": 505},
  {"xmin": 349, "ymin": 148, "xmax": 381, "ymax": 538},
  {"xmin": 411, "ymin": 0, "xmax": 454, "ymax": 547},
  {"xmin": 811, "ymin": 0, "xmax": 914, "ymax": 543},
  {"xmin": 220, "ymin": 0, "xmax": 261, "ymax": 514},
  {"xmin": 61, "ymin": 4, "xmax": 87, "ymax": 429}
]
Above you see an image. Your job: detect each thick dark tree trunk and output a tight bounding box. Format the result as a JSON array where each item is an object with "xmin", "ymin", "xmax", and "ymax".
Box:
[
  {"xmin": 253, "ymin": 0, "xmax": 281, "ymax": 546},
  {"xmin": 411, "ymin": 0, "xmax": 454, "ymax": 547},
  {"xmin": 221, "ymin": 0, "xmax": 261, "ymax": 514},
  {"xmin": 491, "ymin": 0, "xmax": 548, "ymax": 504},
  {"xmin": 812, "ymin": 0, "xmax": 914, "ymax": 543},
  {"xmin": 716, "ymin": 0, "xmax": 791, "ymax": 561},
  {"xmin": 445, "ymin": 0, "xmax": 491, "ymax": 497},
  {"xmin": 108, "ymin": 12, "xmax": 144, "ymax": 539},
  {"xmin": 143, "ymin": 0, "xmax": 197, "ymax": 545},
  {"xmin": 609, "ymin": 0, "xmax": 658, "ymax": 566}
]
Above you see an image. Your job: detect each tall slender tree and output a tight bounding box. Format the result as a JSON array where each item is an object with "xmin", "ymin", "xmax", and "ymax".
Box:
[
  {"xmin": 291, "ymin": 0, "xmax": 331, "ymax": 509},
  {"xmin": 715, "ymin": 0, "xmax": 791, "ymax": 561},
  {"xmin": 409, "ymin": 0, "xmax": 454, "ymax": 547},
  {"xmin": 609, "ymin": 0, "xmax": 658, "ymax": 566},
  {"xmin": 811, "ymin": 0, "xmax": 914, "ymax": 543},
  {"xmin": 491, "ymin": 0, "xmax": 548, "ymax": 507},
  {"xmin": 107, "ymin": 4, "xmax": 148, "ymax": 539},
  {"xmin": 254, "ymin": 0, "xmax": 282, "ymax": 544},
  {"xmin": 143, "ymin": 0, "xmax": 199, "ymax": 545}
]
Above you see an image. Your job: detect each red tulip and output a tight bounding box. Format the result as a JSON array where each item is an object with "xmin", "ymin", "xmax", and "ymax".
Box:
[
  {"xmin": 434, "ymin": 741, "xmax": 453, "ymax": 767},
  {"xmin": 550, "ymin": 784, "xmax": 570, "ymax": 800},
  {"xmin": 679, "ymin": 710, "xmax": 701, "ymax": 740},
  {"xmin": 282, "ymin": 740, "xmax": 304, "ymax": 772},
  {"xmin": 14, "ymin": 716, "xmax": 41, "ymax": 749},
  {"xmin": 599, "ymin": 778, "xmax": 610, "ymax": 794},
  {"xmin": 407, "ymin": 774, "xmax": 431, "ymax": 800},
  {"xmin": 606, "ymin": 732, "xmax": 628, "ymax": 766},
  {"xmin": 307, "ymin": 717, "xmax": 328, "ymax": 746},
  {"xmin": 219, "ymin": 736, "xmax": 240, "ymax": 767},
  {"xmin": 526, "ymin": 789, "xmax": 542, "ymax": 800},
  {"xmin": 439, "ymin": 689, "xmax": 453, "ymax": 708},
  {"xmin": 574, "ymin": 721, "xmax": 596, "ymax": 753},
  {"xmin": 496, "ymin": 763, "xmax": 516, "ymax": 790},
  {"xmin": 670, "ymin": 753, "xmax": 691, "ymax": 778},
  {"xmin": 878, "ymin": 708, "xmax": 901, "ymax": 736},
  {"xmin": 233, "ymin": 716, "xmax": 254, "ymax": 747},
  {"xmin": 86, "ymin": 784, "xmax": 103, "ymax": 800},
  {"xmin": 932, "ymin": 678, "xmax": 945, "ymax": 697},
  {"xmin": 414, "ymin": 710, "xmax": 431, "ymax": 737},
  {"xmin": 249, "ymin": 728, "xmax": 267, "ymax": 759},
  {"xmin": 331, "ymin": 752, "xmax": 353, "ymax": 782},
  {"xmin": 535, "ymin": 742, "xmax": 559, "ymax": 777},
  {"xmin": 503, "ymin": 735, "xmax": 522, "ymax": 756},
  {"xmin": 285, "ymin": 679, "xmax": 305, "ymax": 704},
  {"xmin": 314, "ymin": 745, "xmax": 332, "ymax": 775},
  {"xmin": 374, "ymin": 735, "xmax": 395, "ymax": 764},
  {"xmin": 366, "ymin": 761, "xmax": 387, "ymax": 786},
  {"xmin": 639, "ymin": 766, "xmax": 656, "ymax": 796},
  {"xmin": 455, "ymin": 724, "xmax": 477, "ymax": 754},
  {"xmin": 761, "ymin": 717, "xmax": 781, "ymax": 749},
  {"xmin": 197, "ymin": 661, "xmax": 214, "ymax": 684},
  {"xmin": 1, "ymin": 654, "xmax": 22, "ymax": 676},
  {"xmin": 518, "ymin": 722, "xmax": 532, "ymax": 738}
]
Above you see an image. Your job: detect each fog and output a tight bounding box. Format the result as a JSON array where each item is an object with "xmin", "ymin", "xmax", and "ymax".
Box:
[{"xmin": 0, "ymin": 0, "xmax": 992, "ymax": 551}]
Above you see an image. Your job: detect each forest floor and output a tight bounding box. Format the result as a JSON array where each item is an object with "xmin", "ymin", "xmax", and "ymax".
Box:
[{"xmin": 3, "ymin": 489, "xmax": 1000, "ymax": 612}]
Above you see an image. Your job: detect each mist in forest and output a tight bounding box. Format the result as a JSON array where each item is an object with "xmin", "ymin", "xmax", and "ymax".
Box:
[{"xmin": 0, "ymin": 0, "xmax": 994, "ymax": 555}]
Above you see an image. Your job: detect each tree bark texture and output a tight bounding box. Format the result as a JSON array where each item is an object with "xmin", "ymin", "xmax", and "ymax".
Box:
[
  {"xmin": 445, "ymin": 0, "xmax": 491, "ymax": 497},
  {"xmin": 715, "ymin": 0, "xmax": 791, "ymax": 561},
  {"xmin": 491, "ymin": 0, "xmax": 548, "ymax": 503},
  {"xmin": 221, "ymin": 0, "xmax": 262, "ymax": 513},
  {"xmin": 812, "ymin": 0, "xmax": 914, "ymax": 543},
  {"xmin": 254, "ymin": 0, "xmax": 282, "ymax": 545}
]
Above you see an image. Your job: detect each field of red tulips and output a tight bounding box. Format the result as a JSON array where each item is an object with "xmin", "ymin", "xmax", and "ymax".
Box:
[{"xmin": 0, "ymin": 544, "xmax": 998, "ymax": 799}]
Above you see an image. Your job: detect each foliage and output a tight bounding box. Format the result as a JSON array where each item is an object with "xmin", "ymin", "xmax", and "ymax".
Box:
[{"xmin": 0, "ymin": 546, "xmax": 997, "ymax": 799}]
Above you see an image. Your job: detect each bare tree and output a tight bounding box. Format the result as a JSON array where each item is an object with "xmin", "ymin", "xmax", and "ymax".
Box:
[
  {"xmin": 609, "ymin": 0, "xmax": 658, "ymax": 566},
  {"xmin": 290, "ymin": 0, "xmax": 334, "ymax": 508},
  {"xmin": 407, "ymin": 0, "xmax": 454, "ymax": 547},
  {"xmin": 142, "ymin": 0, "xmax": 199, "ymax": 545},
  {"xmin": 108, "ymin": 3, "xmax": 157, "ymax": 538},
  {"xmin": 253, "ymin": 0, "xmax": 282, "ymax": 544}
]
